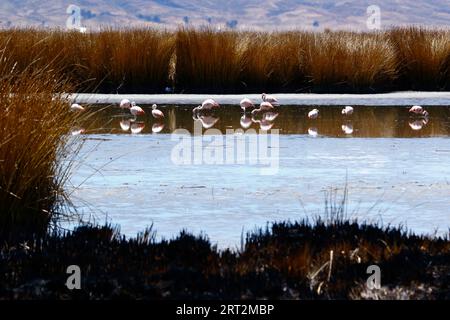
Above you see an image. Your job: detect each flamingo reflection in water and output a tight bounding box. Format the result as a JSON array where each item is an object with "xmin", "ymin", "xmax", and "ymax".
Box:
[
  {"xmin": 341, "ymin": 123, "xmax": 354, "ymax": 135},
  {"xmin": 308, "ymin": 127, "xmax": 318, "ymax": 137},
  {"xmin": 251, "ymin": 111, "xmax": 279, "ymax": 131}
]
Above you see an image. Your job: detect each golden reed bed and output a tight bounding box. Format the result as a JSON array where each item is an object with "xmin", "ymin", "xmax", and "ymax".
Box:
[{"xmin": 1, "ymin": 27, "xmax": 449, "ymax": 94}]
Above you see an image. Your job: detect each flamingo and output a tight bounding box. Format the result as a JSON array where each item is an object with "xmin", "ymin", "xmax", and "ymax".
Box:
[
  {"xmin": 261, "ymin": 93, "xmax": 279, "ymax": 106},
  {"xmin": 120, "ymin": 99, "xmax": 131, "ymax": 109},
  {"xmin": 342, "ymin": 106, "xmax": 354, "ymax": 115},
  {"xmin": 193, "ymin": 99, "xmax": 220, "ymax": 115},
  {"xmin": 240, "ymin": 98, "xmax": 254, "ymax": 112},
  {"xmin": 201, "ymin": 98, "xmax": 220, "ymax": 110},
  {"xmin": 251, "ymin": 101, "xmax": 274, "ymax": 115},
  {"xmin": 409, "ymin": 105, "xmax": 424, "ymax": 114},
  {"xmin": 308, "ymin": 109, "xmax": 319, "ymax": 119},
  {"xmin": 130, "ymin": 102, "xmax": 145, "ymax": 116},
  {"xmin": 70, "ymin": 103, "xmax": 85, "ymax": 112},
  {"xmin": 151, "ymin": 104, "xmax": 164, "ymax": 119}
]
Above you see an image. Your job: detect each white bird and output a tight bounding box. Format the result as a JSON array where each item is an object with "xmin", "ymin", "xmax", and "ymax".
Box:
[
  {"xmin": 130, "ymin": 102, "xmax": 145, "ymax": 116},
  {"xmin": 201, "ymin": 99, "xmax": 220, "ymax": 110},
  {"xmin": 120, "ymin": 99, "xmax": 131, "ymax": 109},
  {"xmin": 342, "ymin": 106, "xmax": 354, "ymax": 115},
  {"xmin": 151, "ymin": 104, "xmax": 164, "ymax": 119},
  {"xmin": 251, "ymin": 101, "xmax": 274, "ymax": 115},
  {"xmin": 262, "ymin": 93, "xmax": 279, "ymax": 106},
  {"xmin": 409, "ymin": 105, "xmax": 424, "ymax": 114},
  {"xmin": 341, "ymin": 123, "xmax": 354, "ymax": 135},
  {"xmin": 308, "ymin": 109, "xmax": 319, "ymax": 119},
  {"xmin": 308, "ymin": 127, "xmax": 318, "ymax": 137},
  {"xmin": 70, "ymin": 103, "xmax": 85, "ymax": 112},
  {"xmin": 240, "ymin": 98, "xmax": 254, "ymax": 112}
]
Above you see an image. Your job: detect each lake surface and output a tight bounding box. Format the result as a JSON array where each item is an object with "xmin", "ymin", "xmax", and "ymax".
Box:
[{"xmin": 66, "ymin": 105, "xmax": 450, "ymax": 247}]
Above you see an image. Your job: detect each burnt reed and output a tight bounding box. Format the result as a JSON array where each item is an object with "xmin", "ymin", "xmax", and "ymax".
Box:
[{"xmin": 1, "ymin": 27, "xmax": 450, "ymax": 93}]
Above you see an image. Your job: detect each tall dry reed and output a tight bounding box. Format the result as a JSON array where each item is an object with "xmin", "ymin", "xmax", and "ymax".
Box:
[
  {"xmin": 389, "ymin": 27, "xmax": 450, "ymax": 90},
  {"xmin": 1, "ymin": 27, "xmax": 450, "ymax": 93},
  {"xmin": 0, "ymin": 57, "xmax": 79, "ymax": 238}
]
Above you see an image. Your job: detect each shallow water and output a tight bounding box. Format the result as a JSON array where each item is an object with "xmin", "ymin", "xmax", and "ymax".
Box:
[{"xmin": 67, "ymin": 105, "xmax": 450, "ymax": 247}]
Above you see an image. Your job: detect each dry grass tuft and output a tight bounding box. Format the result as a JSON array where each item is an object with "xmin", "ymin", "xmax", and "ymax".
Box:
[
  {"xmin": 2, "ymin": 27, "xmax": 450, "ymax": 93},
  {"xmin": 0, "ymin": 55, "xmax": 79, "ymax": 238}
]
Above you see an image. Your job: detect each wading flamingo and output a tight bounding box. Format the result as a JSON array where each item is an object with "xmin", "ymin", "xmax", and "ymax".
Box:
[
  {"xmin": 251, "ymin": 101, "xmax": 274, "ymax": 115},
  {"xmin": 193, "ymin": 99, "xmax": 220, "ymax": 115},
  {"xmin": 261, "ymin": 93, "xmax": 279, "ymax": 106},
  {"xmin": 342, "ymin": 106, "xmax": 354, "ymax": 115},
  {"xmin": 151, "ymin": 104, "xmax": 164, "ymax": 119},
  {"xmin": 130, "ymin": 102, "xmax": 145, "ymax": 116},
  {"xmin": 308, "ymin": 109, "xmax": 319, "ymax": 119},
  {"xmin": 409, "ymin": 105, "xmax": 424, "ymax": 114},
  {"xmin": 240, "ymin": 98, "xmax": 254, "ymax": 112},
  {"xmin": 120, "ymin": 99, "xmax": 131, "ymax": 109}
]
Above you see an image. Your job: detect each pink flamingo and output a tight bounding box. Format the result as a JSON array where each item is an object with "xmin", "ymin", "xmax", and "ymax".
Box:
[
  {"xmin": 240, "ymin": 98, "xmax": 254, "ymax": 112},
  {"xmin": 261, "ymin": 93, "xmax": 279, "ymax": 106},
  {"xmin": 251, "ymin": 101, "xmax": 274, "ymax": 115},
  {"xmin": 130, "ymin": 102, "xmax": 145, "ymax": 117},
  {"xmin": 308, "ymin": 109, "xmax": 319, "ymax": 119},
  {"xmin": 151, "ymin": 104, "xmax": 164, "ymax": 119},
  {"xmin": 342, "ymin": 106, "xmax": 354, "ymax": 115},
  {"xmin": 193, "ymin": 99, "xmax": 220, "ymax": 114},
  {"xmin": 120, "ymin": 99, "xmax": 131, "ymax": 109}
]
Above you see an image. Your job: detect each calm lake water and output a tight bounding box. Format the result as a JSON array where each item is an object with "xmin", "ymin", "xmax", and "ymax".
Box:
[{"xmin": 66, "ymin": 105, "xmax": 450, "ymax": 247}]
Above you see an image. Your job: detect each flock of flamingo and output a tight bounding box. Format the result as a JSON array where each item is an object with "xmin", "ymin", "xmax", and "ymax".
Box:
[{"xmin": 69, "ymin": 93, "xmax": 431, "ymax": 135}]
